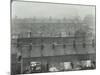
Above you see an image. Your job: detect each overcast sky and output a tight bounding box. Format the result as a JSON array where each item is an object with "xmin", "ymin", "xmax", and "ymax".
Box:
[{"xmin": 12, "ymin": 1, "xmax": 95, "ymax": 19}]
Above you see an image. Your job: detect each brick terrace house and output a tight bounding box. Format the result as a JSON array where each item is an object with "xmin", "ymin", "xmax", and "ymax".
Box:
[
  {"xmin": 11, "ymin": 17, "xmax": 96, "ymax": 74},
  {"xmin": 12, "ymin": 33, "xmax": 95, "ymax": 74}
]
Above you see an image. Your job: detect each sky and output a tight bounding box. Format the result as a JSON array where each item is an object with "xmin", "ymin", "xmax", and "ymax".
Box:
[{"xmin": 12, "ymin": 1, "xmax": 95, "ymax": 19}]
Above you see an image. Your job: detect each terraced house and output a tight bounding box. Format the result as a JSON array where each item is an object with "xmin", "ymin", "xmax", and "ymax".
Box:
[{"xmin": 11, "ymin": 17, "xmax": 96, "ymax": 74}]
